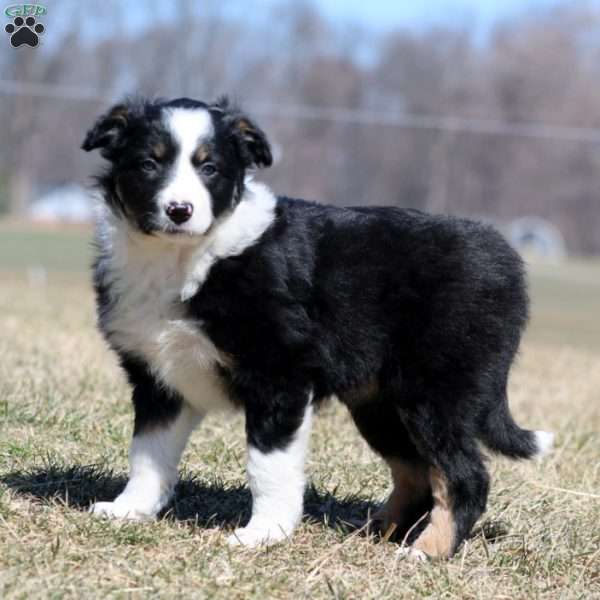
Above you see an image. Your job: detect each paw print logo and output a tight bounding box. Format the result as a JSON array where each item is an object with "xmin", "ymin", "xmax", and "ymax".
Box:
[{"xmin": 5, "ymin": 16, "xmax": 44, "ymax": 48}]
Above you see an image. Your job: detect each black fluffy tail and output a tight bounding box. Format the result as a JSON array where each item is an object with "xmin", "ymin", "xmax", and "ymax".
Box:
[{"xmin": 480, "ymin": 398, "xmax": 553, "ymax": 459}]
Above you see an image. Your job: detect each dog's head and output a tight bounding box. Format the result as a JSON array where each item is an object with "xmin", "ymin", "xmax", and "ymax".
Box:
[{"xmin": 82, "ymin": 96, "xmax": 272, "ymax": 239}]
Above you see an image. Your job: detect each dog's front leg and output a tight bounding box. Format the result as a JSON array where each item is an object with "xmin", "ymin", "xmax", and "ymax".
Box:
[
  {"xmin": 228, "ymin": 389, "xmax": 313, "ymax": 548},
  {"xmin": 90, "ymin": 362, "xmax": 202, "ymax": 520}
]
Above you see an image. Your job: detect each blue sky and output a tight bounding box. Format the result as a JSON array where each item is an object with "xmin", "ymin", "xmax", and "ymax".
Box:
[
  {"xmin": 315, "ymin": 0, "xmax": 569, "ymax": 34},
  {"xmin": 46, "ymin": 0, "xmax": 598, "ymax": 48},
  {"xmin": 99, "ymin": 0, "xmax": 581, "ymax": 36}
]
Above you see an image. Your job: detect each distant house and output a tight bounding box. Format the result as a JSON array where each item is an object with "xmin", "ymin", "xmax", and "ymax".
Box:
[
  {"xmin": 29, "ymin": 183, "xmax": 95, "ymax": 223},
  {"xmin": 506, "ymin": 217, "xmax": 567, "ymax": 260}
]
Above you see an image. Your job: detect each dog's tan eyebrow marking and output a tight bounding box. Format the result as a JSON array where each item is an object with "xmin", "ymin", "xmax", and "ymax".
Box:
[
  {"xmin": 193, "ymin": 143, "xmax": 211, "ymax": 163},
  {"xmin": 150, "ymin": 142, "xmax": 167, "ymax": 160},
  {"xmin": 411, "ymin": 467, "xmax": 455, "ymax": 558}
]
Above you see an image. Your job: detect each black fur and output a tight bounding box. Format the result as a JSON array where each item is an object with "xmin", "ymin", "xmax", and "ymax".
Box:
[
  {"xmin": 191, "ymin": 198, "xmax": 534, "ymax": 554},
  {"xmin": 120, "ymin": 353, "xmax": 183, "ymax": 436},
  {"xmin": 84, "ymin": 96, "xmax": 544, "ymax": 557}
]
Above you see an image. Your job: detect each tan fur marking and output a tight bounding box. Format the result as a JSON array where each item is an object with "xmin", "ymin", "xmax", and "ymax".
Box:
[
  {"xmin": 107, "ymin": 104, "xmax": 129, "ymax": 125},
  {"xmin": 151, "ymin": 142, "xmax": 167, "ymax": 159},
  {"xmin": 194, "ymin": 144, "xmax": 210, "ymax": 163},
  {"xmin": 412, "ymin": 467, "xmax": 455, "ymax": 558},
  {"xmin": 237, "ymin": 118, "xmax": 252, "ymax": 133},
  {"xmin": 339, "ymin": 379, "xmax": 379, "ymax": 408},
  {"xmin": 237, "ymin": 118, "xmax": 258, "ymax": 142},
  {"xmin": 374, "ymin": 459, "xmax": 430, "ymax": 533}
]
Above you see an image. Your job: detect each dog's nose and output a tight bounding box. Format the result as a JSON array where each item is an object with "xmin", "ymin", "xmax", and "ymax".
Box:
[{"xmin": 165, "ymin": 201, "xmax": 193, "ymax": 225}]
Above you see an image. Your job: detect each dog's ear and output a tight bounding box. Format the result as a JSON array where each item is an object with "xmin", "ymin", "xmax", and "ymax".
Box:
[
  {"xmin": 81, "ymin": 103, "xmax": 131, "ymax": 156},
  {"xmin": 214, "ymin": 96, "xmax": 272, "ymax": 169},
  {"xmin": 235, "ymin": 116, "xmax": 272, "ymax": 168}
]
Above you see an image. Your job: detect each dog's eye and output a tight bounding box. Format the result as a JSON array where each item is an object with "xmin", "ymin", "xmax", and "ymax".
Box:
[
  {"xmin": 141, "ymin": 159, "xmax": 158, "ymax": 172},
  {"xmin": 200, "ymin": 163, "xmax": 217, "ymax": 177}
]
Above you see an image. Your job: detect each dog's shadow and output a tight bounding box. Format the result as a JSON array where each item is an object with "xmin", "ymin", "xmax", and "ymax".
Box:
[{"xmin": 0, "ymin": 463, "xmax": 378, "ymax": 533}]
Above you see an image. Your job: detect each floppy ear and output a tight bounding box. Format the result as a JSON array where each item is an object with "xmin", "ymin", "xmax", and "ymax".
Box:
[
  {"xmin": 215, "ymin": 97, "xmax": 272, "ymax": 169},
  {"xmin": 234, "ymin": 116, "xmax": 272, "ymax": 168},
  {"xmin": 81, "ymin": 103, "xmax": 130, "ymax": 156}
]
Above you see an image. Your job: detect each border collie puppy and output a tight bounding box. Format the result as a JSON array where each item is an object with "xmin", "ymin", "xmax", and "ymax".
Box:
[{"xmin": 82, "ymin": 96, "xmax": 553, "ymax": 559}]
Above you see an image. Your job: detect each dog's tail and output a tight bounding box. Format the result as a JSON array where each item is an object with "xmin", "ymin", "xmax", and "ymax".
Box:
[{"xmin": 480, "ymin": 396, "xmax": 553, "ymax": 459}]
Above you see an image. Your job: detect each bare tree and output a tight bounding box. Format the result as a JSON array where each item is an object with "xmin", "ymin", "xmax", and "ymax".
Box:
[{"xmin": 2, "ymin": 0, "xmax": 600, "ymax": 253}]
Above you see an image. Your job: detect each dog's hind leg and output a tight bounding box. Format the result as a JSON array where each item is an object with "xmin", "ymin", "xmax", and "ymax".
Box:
[
  {"xmin": 348, "ymin": 398, "xmax": 432, "ymax": 542},
  {"xmin": 405, "ymin": 451, "xmax": 489, "ymax": 560},
  {"xmin": 397, "ymin": 399, "xmax": 490, "ymax": 559},
  {"xmin": 376, "ymin": 458, "xmax": 432, "ymax": 541}
]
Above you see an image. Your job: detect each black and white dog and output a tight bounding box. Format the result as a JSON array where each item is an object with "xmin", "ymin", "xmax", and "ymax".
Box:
[{"xmin": 82, "ymin": 96, "xmax": 552, "ymax": 559}]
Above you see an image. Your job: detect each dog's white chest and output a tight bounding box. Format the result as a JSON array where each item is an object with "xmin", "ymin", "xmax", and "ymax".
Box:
[{"xmin": 98, "ymin": 237, "xmax": 232, "ymax": 414}]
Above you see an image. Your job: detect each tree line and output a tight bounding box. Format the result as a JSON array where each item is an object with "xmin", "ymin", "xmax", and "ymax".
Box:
[{"xmin": 1, "ymin": 0, "xmax": 599, "ymax": 254}]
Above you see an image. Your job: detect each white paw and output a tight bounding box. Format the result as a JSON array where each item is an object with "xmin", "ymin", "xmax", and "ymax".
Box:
[
  {"xmin": 226, "ymin": 523, "xmax": 291, "ymax": 548},
  {"xmin": 396, "ymin": 546, "xmax": 428, "ymax": 562},
  {"xmin": 534, "ymin": 430, "xmax": 554, "ymax": 457},
  {"xmin": 89, "ymin": 500, "xmax": 157, "ymax": 521}
]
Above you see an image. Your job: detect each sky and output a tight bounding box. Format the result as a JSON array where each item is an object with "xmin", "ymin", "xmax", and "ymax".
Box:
[
  {"xmin": 314, "ymin": 0, "xmax": 572, "ymax": 36},
  {"xmin": 90, "ymin": 0, "xmax": 583, "ymax": 37},
  {"xmin": 40, "ymin": 0, "xmax": 600, "ymax": 50}
]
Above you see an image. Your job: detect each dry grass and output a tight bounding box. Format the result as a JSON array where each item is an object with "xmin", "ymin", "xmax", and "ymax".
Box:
[{"xmin": 0, "ymin": 273, "xmax": 599, "ymax": 599}]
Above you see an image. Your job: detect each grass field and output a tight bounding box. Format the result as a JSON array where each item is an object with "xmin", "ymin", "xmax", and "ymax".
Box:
[{"xmin": 0, "ymin": 224, "xmax": 599, "ymax": 599}]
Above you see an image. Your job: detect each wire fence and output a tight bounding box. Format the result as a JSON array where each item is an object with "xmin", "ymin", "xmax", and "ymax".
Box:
[{"xmin": 2, "ymin": 79, "xmax": 600, "ymax": 144}]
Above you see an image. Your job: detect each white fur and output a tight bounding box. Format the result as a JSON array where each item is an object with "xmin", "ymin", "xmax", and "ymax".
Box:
[
  {"xmin": 180, "ymin": 179, "xmax": 277, "ymax": 300},
  {"xmin": 96, "ymin": 214, "xmax": 232, "ymax": 415},
  {"xmin": 228, "ymin": 402, "xmax": 313, "ymax": 547},
  {"xmin": 157, "ymin": 108, "xmax": 214, "ymax": 235},
  {"xmin": 90, "ymin": 404, "xmax": 202, "ymax": 519},
  {"xmin": 396, "ymin": 546, "xmax": 428, "ymax": 562},
  {"xmin": 534, "ymin": 430, "xmax": 554, "ymax": 457}
]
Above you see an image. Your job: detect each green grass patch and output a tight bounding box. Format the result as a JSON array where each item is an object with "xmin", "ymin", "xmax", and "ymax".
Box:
[
  {"xmin": 0, "ymin": 222, "xmax": 92, "ymax": 272},
  {"xmin": 527, "ymin": 258, "xmax": 600, "ymax": 353}
]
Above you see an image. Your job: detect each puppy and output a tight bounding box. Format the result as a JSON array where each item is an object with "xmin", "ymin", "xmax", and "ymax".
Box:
[{"xmin": 82, "ymin": 96, "xmax": 552, "ymax": 558}]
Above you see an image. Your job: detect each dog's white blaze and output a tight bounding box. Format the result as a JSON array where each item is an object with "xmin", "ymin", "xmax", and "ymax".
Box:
[
  {"xmin": 90, "ymin": 405, "xmax": 202, "ymax": 519},
  {"xmin": 228, "ymin": 402, "xmax": 313, "ymax": 547},
  {"xmin": 158, "ymin": 108, "xmax": 214, "ymax": 235}
]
